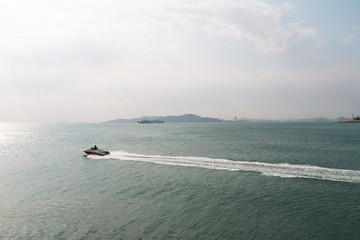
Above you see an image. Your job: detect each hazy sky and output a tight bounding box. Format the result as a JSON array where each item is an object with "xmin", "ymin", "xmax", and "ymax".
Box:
[{"xmin": 1, "ymin": 0, "xmax": 360, "ymax": 122}]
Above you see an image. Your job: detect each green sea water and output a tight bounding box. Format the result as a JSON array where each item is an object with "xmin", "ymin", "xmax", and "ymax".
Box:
[{"xmin": 1, "ymin": 122, "xmax": 360, "ymax": 239}]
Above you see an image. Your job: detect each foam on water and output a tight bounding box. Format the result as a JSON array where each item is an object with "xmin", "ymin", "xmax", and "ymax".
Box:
[{"xmin": 88, "ymin": 151, "xmax": 360, "ymax": 183}]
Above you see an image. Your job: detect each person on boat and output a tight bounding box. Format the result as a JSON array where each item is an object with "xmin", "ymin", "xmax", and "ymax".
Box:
[{"xmin": 92, "ymin": 145, "xmax": 98, "ymax": 150}]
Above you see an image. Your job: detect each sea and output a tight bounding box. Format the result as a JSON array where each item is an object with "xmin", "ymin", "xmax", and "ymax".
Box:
[{"xmin": 1, "ymin": 122, "xmax": 360, "ymax": 239}]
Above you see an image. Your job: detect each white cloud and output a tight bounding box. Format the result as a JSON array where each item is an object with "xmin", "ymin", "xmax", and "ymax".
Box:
[
  {"xmin": 341, "ymin": 34, "xmax": 356, "ymax": 43},
  {"xmin": 149, "ymin": 0, "xmax": 318, "ymax": 54},
  {"xmin": 295, "ymin": 27, "xmax": 317, "ymax": 40},
  {"xmin": 0, "ymin": 0, "xmax": 318, "ymax": 59}
]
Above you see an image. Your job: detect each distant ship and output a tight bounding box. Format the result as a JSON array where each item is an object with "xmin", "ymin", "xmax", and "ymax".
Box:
[
  {"xmin": 341, "ymin": 114, "xmax": 360, "ymax": 123},
  {"xmin": 138, "ymin": 119, "xmax": 164, "ymax": 124}
]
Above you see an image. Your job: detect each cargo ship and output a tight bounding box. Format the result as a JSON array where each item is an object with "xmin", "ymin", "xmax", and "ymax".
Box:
[
  {"xmin": 341, "ymin": 114, "xmax": 360, "ymax": 123},
  {"xmin": 138, "ymin": 119, "xmax": 164, "ymax": 124}
]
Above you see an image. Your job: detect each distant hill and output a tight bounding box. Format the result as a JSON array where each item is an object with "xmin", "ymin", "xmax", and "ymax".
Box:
[{"xmin": 103, "ymin": 114, "xmax": 224, "ymax": 123}]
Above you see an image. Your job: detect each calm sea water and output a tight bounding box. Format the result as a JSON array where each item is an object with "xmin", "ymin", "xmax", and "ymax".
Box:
[{"xmin": 1, "ymin": 122, "xmax": 360, "ymax": 239}]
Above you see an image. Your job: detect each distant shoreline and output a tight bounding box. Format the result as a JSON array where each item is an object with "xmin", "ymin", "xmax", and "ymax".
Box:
[{"xmin": 102, "ymin": 114, "xmax": 349, "ymax": 124}]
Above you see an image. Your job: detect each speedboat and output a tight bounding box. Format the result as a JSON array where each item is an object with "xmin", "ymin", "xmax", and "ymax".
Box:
[{"xmin": 83, "ymin": 146, "xmax": 110, "ymax": 156}]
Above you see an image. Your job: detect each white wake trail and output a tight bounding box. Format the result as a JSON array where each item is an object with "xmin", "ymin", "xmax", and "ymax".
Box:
[{"xmin": 88, "ymin": 151, "xmax": 360, "ymax": 183}]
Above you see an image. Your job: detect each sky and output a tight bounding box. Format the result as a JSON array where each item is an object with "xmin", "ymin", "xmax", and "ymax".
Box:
[{"xmin": 1, "ymin": 0, "xmax": 360, "ymax": 122}]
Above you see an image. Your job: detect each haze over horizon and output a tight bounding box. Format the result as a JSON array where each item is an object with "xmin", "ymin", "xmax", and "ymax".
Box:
[{"xmin": 1, "ymin": 0, "xmax": 359, "ymax": 123}]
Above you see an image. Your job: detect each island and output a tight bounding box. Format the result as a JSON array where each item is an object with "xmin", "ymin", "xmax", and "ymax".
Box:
[{"xmin": 103, "ymin": 114, "xmax": 224, "ymax": 123}]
